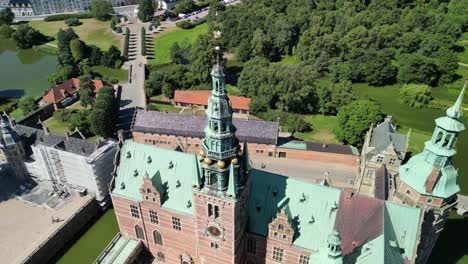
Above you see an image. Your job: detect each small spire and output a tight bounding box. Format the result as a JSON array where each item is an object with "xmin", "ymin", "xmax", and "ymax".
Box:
[
  {"xmin": 327, "ymin": 230, "xmax": 343, "ymax": 258},
  {"xmin": 446, "ymin": 80, "xmax": 467, "ymax": 119},
  {"xmin": 226, "ymin": 162, "xmax": 238, "ymax": 197}
]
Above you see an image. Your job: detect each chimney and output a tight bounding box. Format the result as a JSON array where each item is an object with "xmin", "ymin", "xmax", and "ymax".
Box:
[
  {"xmin": 322, "ymin": 144, "xmax": 327, "ymax": 148},
  {"xmin": 65, "ymin": 132, "xmax": 70, "ymax": 139}
]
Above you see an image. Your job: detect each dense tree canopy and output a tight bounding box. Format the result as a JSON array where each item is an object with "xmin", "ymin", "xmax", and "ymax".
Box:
[
  {"xmin": 91, "ymin": 0, "xmax": 113, "ymax": 21},
  {"xmin": 334, "ymin": 100, "xmax": 384, "ymax": 147},
  {"xmin": 0, "ymin": 8, "xmax": 14, "ymax": 25},
  {"xmin": 138, "ymin": 0, "xmax": 155, "ymax": 22},
  {"xmin": 13, "ymin": 25, "xmax": 49, "ymax": 49},
  {"xmin": 0, "ymin": 24, "xmax": 13, "ymax": 38},
  {"xmin": 211, "ymin": 0, "xmax": 464, "ymax": 86}
]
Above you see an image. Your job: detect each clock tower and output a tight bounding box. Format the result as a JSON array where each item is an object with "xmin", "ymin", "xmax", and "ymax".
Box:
[{"xmin": 192, "ymin": 47, "xmax": 250, "ymax": 264}]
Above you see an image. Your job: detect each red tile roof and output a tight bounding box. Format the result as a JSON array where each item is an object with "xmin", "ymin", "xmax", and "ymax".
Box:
[
  {"xmin": 174, "ymin": 90, "xmax": 251, "ymax": 111},
  {"xmin": 334, "ymin": 191, "xmax": 384, "ymax": 255},
  {"xmin": 42, "ymin": 78, "xmax": 107, "ymax": 104}
]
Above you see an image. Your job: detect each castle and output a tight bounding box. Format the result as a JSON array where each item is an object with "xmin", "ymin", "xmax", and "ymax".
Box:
[{"xmin": 103, "ymin": 54, "xmax": 466, "ymax": 263}]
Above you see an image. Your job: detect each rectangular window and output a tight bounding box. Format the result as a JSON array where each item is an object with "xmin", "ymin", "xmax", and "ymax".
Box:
[
  {"xmin": 195, "ymin": 144, "xmax": 199, "ymax": 147},
  {"xmin": 299, "ymin": 255, "xmax": 309, "ymax": 264},
  {"xmin": 389, "ymin": 158, "xmax": 396, "ymax": 165},
  {"xmin": 172, "ymin": 216, "xmax": 181, "ymax": 231},
  {"xmin": 247, "ymin": 239, "xmax": 256, "ymax": 254},
  {"xmin": 377, "ymin": 156, "xmax": 384, "ymax": 163},
  {"xmin": 130, "ymin": 204, "xmax": 140, "ymax": 218},
  {"xmin": 210, "ymin": 242, "xmax": 219, "ymax": 248},
  {"xmin": 208, "ymin": 204, "xmax": 213, "ymax": 217},
  {"xmin": 367, "ymin": 170, "xmax": 374, "ymax": 176},
  {"xmin": 214, "ymin": 206, "xmax": 220, "ymax": 218},
  {"xmin": 273, "ymin": 247, "xmax": 284, "ymax": 262},
  {"xmin": 149, "ymin": 210, "xmax": 159, "ymax": 224}
]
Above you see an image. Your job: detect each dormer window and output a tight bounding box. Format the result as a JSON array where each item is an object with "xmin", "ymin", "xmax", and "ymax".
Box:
[
  {"xmin": 376, "ymin": 156, "xmax": 384, "ymax": 163},
  {"xmin": 278, "ymin": 224, "xmax": 284, "ymax": 231}
]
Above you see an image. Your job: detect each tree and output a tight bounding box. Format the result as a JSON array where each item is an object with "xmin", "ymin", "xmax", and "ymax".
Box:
[
  {"xmin": 173, "ymin": 0, "xmax": 195, "ymax": 15},
  {"xmin": 91, "ymin": 0, "xmax": 113, "ymax": 21},
  {"xmin": 170, "ymin": 41, "xmax": 190, "ymax": 64},
  {"xmin": 0, "ymin": 8, "xmax": 14, "ymax": 25},
  {"xmin": 13, "ymin": 25, "xmax": 47, "ymax": 49},
  {"xmin": 363, "ymin": 48, "xmax": 397, "ymax": 86},
  {"xmin": 18, "ymin": 96, "xmax": 37, "ymax": 114},
  {"xmin": 87, "ymin": 45, "xmax": 102, "ymax": 66},
  {"xmin": 399, "ymin": 84, "xmax": 432, "ymax": 108},
  {"xmin": 69, "ymin": 110, "xmax": 92, "ymax": 136},
  {"xmin": 57, "ymin": 28, "xmax": 78, "ymax": 67},
  {"xmin": 334, "ymin": 100, "xmax": 384, "ymax": 147},
  {"xmin": 145, "ymin": 71, "xmax": 165, "ymax": 97},
  {"xmin": 101, "ymin": 45, "xmax": 122, "ymax": 68},
  {"xmin": 78, "ymin": 79, "xmax": 95, "ymax": 107},
  {"xmin": 317, "ymin": 81, "xmax": 355, "ymax": 115},
  {"xmin": 89, "ymin": 87, "xmax": 116, "ymax": 137},
  {"xmin": 70, "ymin": 39, "xmax": 86, "ymax": 62},
  {"xmin": 397, "ymin": 53, "xmax": 438, "ymax": 86},
  {"xmin": 189, "ymin": 34, "xmax": 216, "ymax": 83},
  {"xmin": 65, "ymin": 17, "xmax": 80, "ymax": 26},
  {"xmin": 138, "ymin": 0, "xmax": 155, "ymax": 22},
  {"xmin": 0, "ymin": 24, "xmax": 13, "ymax": 39}
]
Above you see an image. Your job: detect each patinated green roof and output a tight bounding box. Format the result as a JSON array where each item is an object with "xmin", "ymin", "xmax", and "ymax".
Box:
[
  {"xmin": 435, "ymin": 116, "xmax": 465, "ymax": 133},
  {"xmin": 96, "ymin": 234, "xmax": 141, "ymax": 264},
  {"xmin": 399, "ymin": 153, "xmax": 460, "ymax": 198},
  {"xmin": 248, "ymin": 169, "xmax": 341, "ymax": 251},
  {"xmin": 113, "ymin": 141, "xmax": 199, "ymax": 215}
]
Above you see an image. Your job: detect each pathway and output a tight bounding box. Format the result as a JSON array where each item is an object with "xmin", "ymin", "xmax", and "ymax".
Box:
[{"xmin": 117, "ymin": 13, "xmax": 148, "ymax": 133}]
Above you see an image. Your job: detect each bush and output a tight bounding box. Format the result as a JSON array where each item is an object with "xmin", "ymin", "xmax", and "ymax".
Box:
[
  {"xmin": 64, "ymin": 17, "xmax": 80, "ymax": 26},
  {"xmin": 147, "ymin": 104, "xmax": 158, "ymax": 111},
  {"xmin": 18, "ymin": 96, "xmax": 37, "ymax": 114},
  {"xmin": 44, "ymin": 13, "xmax": 92, "ymax": 22},
  {"xmin": 399, "ymin": 84, "xmax": 432, "ymax": 108},
  {"xmin": 256, "ymin": 109, "xmax": 311, "ymax": 133},
  {"xmin": 115, "ymin": 26, "xmax": 122, "ymax": 33},
  {"xmin": 0, "ymin": 24, "xmax": 13, "ymax": 38},
  {"xmin": 176, "ymin": 20, "xmax": 194, "ymax": 29},
  {"xmin": 123, "ymin": 27, "xmax": 130, "ymax": 56}
]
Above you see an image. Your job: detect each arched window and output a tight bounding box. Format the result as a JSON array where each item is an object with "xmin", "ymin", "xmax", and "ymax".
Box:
[
  {"xmin": 135, "ymin": 225, "xmax": 145, "ymax": 240},
  {"xmin": 214, "ymin": 205, "xmax": 220, "ymax": 218},
  {"xmin": 153, "ymin": 230, "xmax": 163, "ymax": 245},
  {"xmin": 435, "ymin": 131, "xmax": 444, "ymax": 144},
  {"xmin": 208, "ymin": 204, "xmax": 213, "ymax": 217},
  {"xmin": 443, "ymin": 134, "xmax": 452, "ymax": 148},
  {"xmin": 147, "ymin": 188, "xmax": 151, "ymax": 194},
  {"xmin": 278, "ymin": 224, "xmax": 284, "ymax": 231}
]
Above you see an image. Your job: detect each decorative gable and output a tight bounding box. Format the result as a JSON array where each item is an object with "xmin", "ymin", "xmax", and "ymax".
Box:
[
  {"xmin": 140, "ymin": 172, "xmax": 162, "ymax": 206},
  {"xmin": 268, "ymin": 208, "xmax": 294, "ymax": 244}
]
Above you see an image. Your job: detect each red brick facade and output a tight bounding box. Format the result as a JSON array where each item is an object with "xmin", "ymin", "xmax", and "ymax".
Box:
[
  {"xmin": 132, "ymin": 131, "xmax": 358, "ymax": 166},
  {"xmin": 112, "ymin": 181, "xmax": 315, "ymax": 264}
]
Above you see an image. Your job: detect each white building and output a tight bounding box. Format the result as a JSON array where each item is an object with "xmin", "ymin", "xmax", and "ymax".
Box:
[
  {"xmin": 158, "ymin": 0, "xmax": 179, "ymax": 10},
  {"xmin": 14, "ymin": 124, "xmax": 118, "ymax": 206},
  {"xmin": 8, "ymin": 0, "xmax": 34, "ymax": 16}
]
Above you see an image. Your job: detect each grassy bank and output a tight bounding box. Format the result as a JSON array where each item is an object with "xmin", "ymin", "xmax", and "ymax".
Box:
[
  {"xmin": 151, "ymin": 23, "xmax": 208, "ymax": 65},
  {"xmin": 294, "ymin": 115, "xmax": 339, "ymax": 143},
  {"xmin": 56, "ymin": 209, "xmax": 119, "ymax": 264},
  {"xmin": 29, "ymin": 19, "xmax": 122, "ymax": 51},
  {"xmin": 92, "ymin": 66, "xmax": 128, "ymax": 82}
]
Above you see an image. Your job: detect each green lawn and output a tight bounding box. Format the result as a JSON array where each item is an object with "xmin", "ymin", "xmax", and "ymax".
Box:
[
  {"xmin": 458, "ymin": 32, "xmax": 468, "ymax": 65},
  {"xmin": 148, "ymin": 102, "xmax": 182, "ymax": 113},
  {"xmin": 280, "ymin": 55, "xmax": 299, "ymax": 64},
  {"xmin": 44, "ymin": 116, "xmax": 70, "ymax": 135},
  {"xmin": 92, "ymin": 66, "xmax": 128, "ymax": 82},
  {"xmin": 56, "ymin": 209, "xmax": 119, "ymax": 264},
  {"xmin": 151, "ymin": 23, "xmax": 209, "ymax": 65},
  {"xmin": 29, "ymin": 19, "xmax": 122, "ymax": 51},
  {"xmin": 294, "ymin": 115, "xmax": 339, "ymax": 143}
]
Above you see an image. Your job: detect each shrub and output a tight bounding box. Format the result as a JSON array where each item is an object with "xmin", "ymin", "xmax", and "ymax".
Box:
[
  {"xmin": 115, "ymin": 26, "xmax": 122, "ymax": 33},
  {"xmin": 399, "ymin": 84, "xmax": 432, "ymax": 108},
  {"xmin": 176, "ymin": 20, "xmax": 194, "ymax": 29},
  {"xmin": 64, "ymin": 17, "xmax": 80, "ymax": 26},
  {"xmin": 123, "ymin": 27, "xmax": 130, "ymax": 56},
  {"xmin": 0, "ymin": 24, "xmax": 13, "ymax": 38},
  {"xmin": 44, "ymin": 13, "xmax": 92, "ymax": 22}
]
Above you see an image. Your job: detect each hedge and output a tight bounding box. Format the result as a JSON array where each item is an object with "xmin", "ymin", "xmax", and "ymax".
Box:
[
  {"xmin": 123, "ymin": 27, "xmax": 130, "ymax": 57},
  {"xmin": 44, "ymin": 13, "xmax": 93, "ymax": 22},
  {"xmin": 141, "ymin": 27, "xmax": 146, "ymax": 56}
]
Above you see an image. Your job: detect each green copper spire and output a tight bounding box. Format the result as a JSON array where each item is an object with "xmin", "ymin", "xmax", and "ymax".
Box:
[
  {"xmin": 200, "ymin": 46, "xmax": 241, "ymax": 194},
  {"xmin": 446, "ymin": 81, "xmax": 466, "ymax": 119},
  {"xmin": 399, "ymin": 81, "xmax": 466, "ymax": 198}
]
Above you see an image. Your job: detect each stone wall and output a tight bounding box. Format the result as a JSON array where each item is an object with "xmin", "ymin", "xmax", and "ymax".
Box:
[
  {"xmin": 21, "ymin": 197, "xmax": 101, "ymax": 264},
  {"xmin": 17, "ymin": 103, "xmax": 55, "ymax": 127}
]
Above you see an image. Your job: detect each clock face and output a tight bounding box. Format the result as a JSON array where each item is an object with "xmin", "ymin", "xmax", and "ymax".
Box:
[{"xmin": 207, "ymin": 226, "xmax": 221, "ymax": 237}]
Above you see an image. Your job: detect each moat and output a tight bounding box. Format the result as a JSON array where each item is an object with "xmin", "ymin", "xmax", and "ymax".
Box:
[{"xmin": 0, "ymin": 40, "xmax": 56, "ymax": 98}]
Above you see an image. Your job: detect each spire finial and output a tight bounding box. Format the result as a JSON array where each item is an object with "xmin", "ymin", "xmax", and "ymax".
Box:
[{"xmin": 446, "ymin": 79, "xmax": 467, "ymax": 119}]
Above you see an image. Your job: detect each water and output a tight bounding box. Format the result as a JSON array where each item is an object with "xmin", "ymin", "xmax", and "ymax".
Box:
[{"xmin": 0, "ymin": 39, "xmax": 57, "ymax": 98}]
